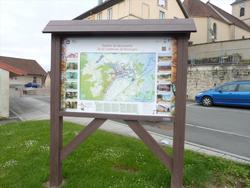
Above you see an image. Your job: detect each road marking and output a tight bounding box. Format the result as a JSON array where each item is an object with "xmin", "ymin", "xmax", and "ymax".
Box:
[
  {"xmin": 10, "ymin": 109, "xmax": 24, "ymax": 121},
  {"xmin": 142, "ymin": 127, "xmax": 250, "ymax": 163},
  {"xmin": 184, "ymin": 139, "xmax": 250, "ymax": 163},
  {"xmin": 186, "ymin": 103, "xmax": 197, "ymax": 107},
  {"xmin": 186, "ymin": 123, "xmax": 250, "ymax": 139},
  {"xmin": 78, "ymin": 120, "xmax": 250, "ymax": 163}
]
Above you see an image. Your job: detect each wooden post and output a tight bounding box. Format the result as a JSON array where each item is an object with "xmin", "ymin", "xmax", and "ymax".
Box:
[
  {"xmin": 171, "ymin": 35, "xmax": 189, "ymax": 188},
  {"xmin": 50, "ymin": 34, "xmax": 63, "ymax": 187}
]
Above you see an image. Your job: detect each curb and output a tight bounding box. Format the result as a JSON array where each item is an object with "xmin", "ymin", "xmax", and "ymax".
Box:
[
  {"xmin": 107, "ymin": 120, "xmax": 250, "ymax": 164},
  {"xmin": 156, "ymin": 135, "xmax": 250, "ymax": 164}
]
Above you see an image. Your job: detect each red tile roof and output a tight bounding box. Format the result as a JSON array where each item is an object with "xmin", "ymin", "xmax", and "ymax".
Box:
[
  {"xmin": 0, "ymin": 56, "xmax": 46, "ymax": 76},
  {"xmin": 183, "ymin": 0, "xmax": 250, "ymax": 32},
  {"xmin": 0, "ymin": 62, "xmax": 26, "ymax": 75}
]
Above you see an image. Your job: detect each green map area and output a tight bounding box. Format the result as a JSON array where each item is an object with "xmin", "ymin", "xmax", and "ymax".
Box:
[{"xmin": 80, "ymin": 52, "xmax": 156, "ymax": 102}]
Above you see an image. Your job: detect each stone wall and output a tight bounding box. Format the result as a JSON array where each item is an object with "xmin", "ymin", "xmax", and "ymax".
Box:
[
  {"xmin": 189, "ymin": 39, "xmax": 250, "ymax": 61},
  {"xmin": 187, "ymin": 63, "xmax": 250, "ymax": 100},
  {"xmin": 187, "ymin": 39, "xmax": 250, "ymax": 100}
]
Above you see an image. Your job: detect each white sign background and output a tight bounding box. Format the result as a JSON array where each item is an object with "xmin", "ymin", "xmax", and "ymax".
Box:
[{"xmin": 62, "ymin": 37, "xmax": 176, "ymax": 117}]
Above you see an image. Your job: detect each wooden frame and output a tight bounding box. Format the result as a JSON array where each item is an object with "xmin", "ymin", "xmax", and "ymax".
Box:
[{"xmin": 44, "ymin": 19, "xmax": 195, "ymax": 188}]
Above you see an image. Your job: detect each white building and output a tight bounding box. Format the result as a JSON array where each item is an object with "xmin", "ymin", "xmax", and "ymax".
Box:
[{"xmin": 0, "ymin": 56, "xmax": 46, "ymax": 118}]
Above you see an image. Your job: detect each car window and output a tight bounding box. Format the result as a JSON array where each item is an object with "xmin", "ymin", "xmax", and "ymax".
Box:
[
  {"xmin": 238, "ymin": 83, "xmax": 250, "ymax": 92},
  {"xmin": 220, "ymin": 84, "xmax": 237, "ymax": 92}
]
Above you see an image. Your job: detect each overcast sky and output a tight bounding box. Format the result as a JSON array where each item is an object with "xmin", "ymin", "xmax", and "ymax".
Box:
[{"xmin": 0, "ymin": 0, "xmax": 235, "ymax": 71}]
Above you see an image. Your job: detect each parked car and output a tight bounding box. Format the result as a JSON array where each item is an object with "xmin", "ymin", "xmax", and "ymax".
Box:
[
  {"xmin": 195, "ymin": 80, "xmax": 250, "ymax": 107},
  {"xmin": 24, "ymin": 82, "xmax": 40, "ymax": 88}
]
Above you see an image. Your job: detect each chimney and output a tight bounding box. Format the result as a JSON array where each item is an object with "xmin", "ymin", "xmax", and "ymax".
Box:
[{"xmin": 98, "ymin": 0, "xmax": 103, "ymax": 5}]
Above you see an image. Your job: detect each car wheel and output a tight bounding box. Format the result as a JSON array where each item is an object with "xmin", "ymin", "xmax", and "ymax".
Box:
[{"xmin": 202, "ymin": 96, "xmax": 213, "ymax": 107}]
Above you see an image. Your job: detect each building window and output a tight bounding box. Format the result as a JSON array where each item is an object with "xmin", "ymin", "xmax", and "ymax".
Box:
[
  {"xmin": 97, "ymin": 12, "xmax": 102, "ymax": 20},
  {"xmin": 107, "ymin": 8, "xmax": 112, "ymax": 20},
  {"xmin": 240, "ymin": 7, "xmax": 245, "ymax": 17},
  {"xmin": 158, "ymin": 0, "xmax": 166, "ymax": 7},
  {"xmin": 159, "ymin": 11, "xmax": 165, "ymax": 19},
  {"xmin": 213, "ymin": 23, "xmax": 217, "ymax": 40},
  {"xmin": 33, "ymin": 77, "xmax": 37, "ymax": 83}
]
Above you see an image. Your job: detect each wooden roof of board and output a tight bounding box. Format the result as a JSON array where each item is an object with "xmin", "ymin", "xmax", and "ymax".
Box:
[
  {"xmin": 183, "ymin": 0, "xmax": 250, "ymax": 32},
  {"xmin": 0, "ymin": 56, "xmax": 46, "ymax": 76},
  {"xmin": 43, "ymin": 19, "xmax": 196, "ymax": 34},
  {"xmin": 73, "ymin": 0, "xmax": 189, "ymax": 20}
]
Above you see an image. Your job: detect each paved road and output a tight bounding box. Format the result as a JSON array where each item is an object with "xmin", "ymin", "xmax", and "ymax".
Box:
[
  {"xmin": 9, "ymin": 95, "xmax": 50, "ymax": 121},
  {"xmin": 186, "ymin": 104, "xmax": 250, "ymax": 158},
  {"xmin": 8, "ymin": 95, "xmax": 250, "ymax": 159}
]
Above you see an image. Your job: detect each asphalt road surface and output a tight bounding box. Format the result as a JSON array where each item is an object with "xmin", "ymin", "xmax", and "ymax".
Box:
[
  {"xmin": 186, "ymin": 104, "xmax": 250, "ymax": 158},
  {"xmin": 8, "ymin": 95, "xmax": 250, "ymax": 159}
]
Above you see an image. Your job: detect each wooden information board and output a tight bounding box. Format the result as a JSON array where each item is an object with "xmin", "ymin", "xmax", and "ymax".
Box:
[{"xmin": 43, "ymin": 19, "xmax": 196, "ymax": 188}]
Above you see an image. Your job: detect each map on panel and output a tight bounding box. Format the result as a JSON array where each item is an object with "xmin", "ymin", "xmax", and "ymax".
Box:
[
  {"xmin": 61, "ymin": 37, "xmax": 176, "ymax": 117},
  {"xmin": 80, "ymin": 53, "xmax": 156, "ymax": 102}
]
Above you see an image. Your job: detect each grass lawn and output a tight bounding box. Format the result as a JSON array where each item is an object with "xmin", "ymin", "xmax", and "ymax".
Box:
[{"xmin": 0, "ymin": 120, "xmax": 249, "ymax": 188}]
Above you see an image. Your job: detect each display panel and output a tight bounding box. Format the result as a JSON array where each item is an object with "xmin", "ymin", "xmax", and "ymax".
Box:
[{"xmin": 61, "ymin": 37, "xmax": 177, "ymax": 117}]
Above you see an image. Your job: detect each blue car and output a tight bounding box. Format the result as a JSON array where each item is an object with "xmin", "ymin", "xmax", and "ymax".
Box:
[
  {"xmin": 24, "ymin": 82, "xmax": 40, "ymax": 88},
  {"xmin": 195, "ymin": 80, "xmax": 250, "ymax": 107}
]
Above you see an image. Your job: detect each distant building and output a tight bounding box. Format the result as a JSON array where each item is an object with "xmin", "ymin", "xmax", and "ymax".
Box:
[
  {"xmin": 231, "ymin": 0, "xmax": 250, "ymax": 26},
  {"xmin": 74, "ymin": 0, "xmax": 188, "ymax": 20},
  {"xmin": 0, "ymin": 56, "xmax": 46, "ymax": 88},
  {"xmin": 0, "ymin": 56, "xmax": 46, "ymax": 118},
  {"xmin": 183, "ymin": 0, "xmax": 250, "ymax": 44}
]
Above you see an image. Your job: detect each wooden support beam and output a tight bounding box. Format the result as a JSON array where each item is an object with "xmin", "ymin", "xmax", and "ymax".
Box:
[
  {"xmin": 61, "ymin": 118, "xmax": 106, "ymax": 160},
  {"xmin": 50, "ymin": 34, "xmax": 63, "ymax": 187},
  {"xmin": 125, "ymin": 120, "xmax": 173, "ymax": 171},
  {"xmin": 171, "ymin": 36, "xmax": 189, "ymax": 188}
]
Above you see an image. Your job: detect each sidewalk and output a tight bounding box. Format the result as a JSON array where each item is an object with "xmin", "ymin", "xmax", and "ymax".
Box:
[
  {"xmin": 0, "ymin": 111, "xmax": 21, "ymax": 125},
  {"xmin": 65, "ymin": 117, "xmax": 250, "ymax": 164},
  {"xmin": 8, "ymin": 95, "xmax": 250, "ymax": 163}
]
